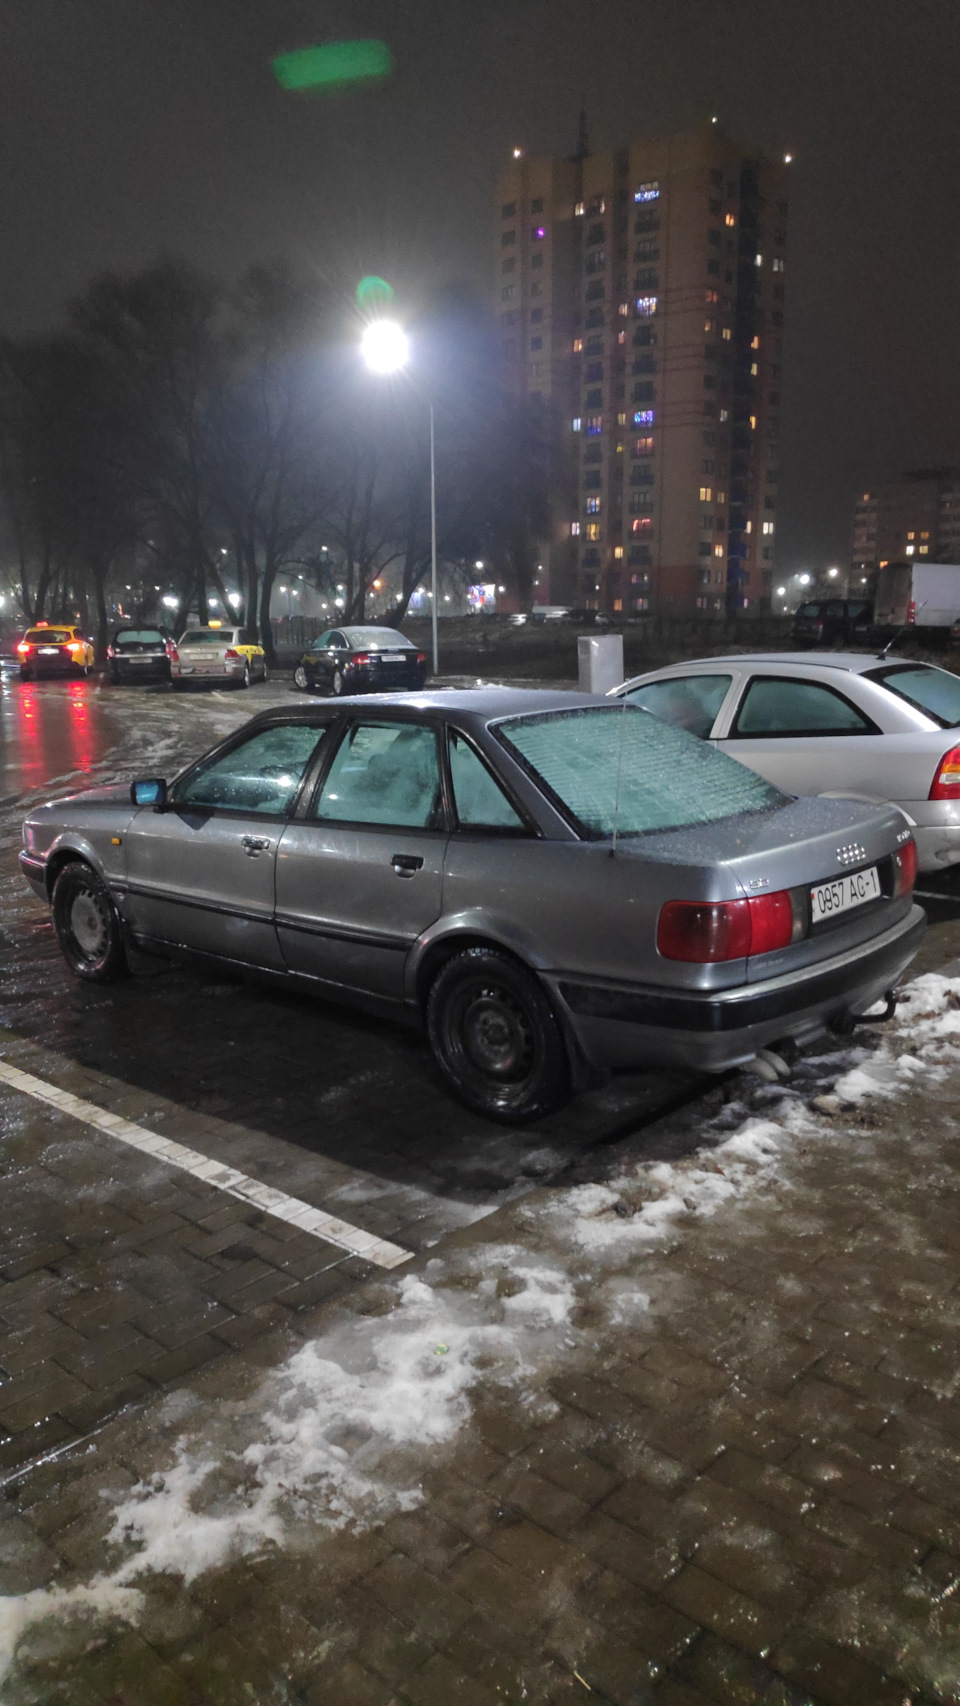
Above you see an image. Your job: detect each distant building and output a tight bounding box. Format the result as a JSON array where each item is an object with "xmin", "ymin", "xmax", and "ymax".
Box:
[
  {"xmin": 495, "ymin": 122, "xmax": 789, "ymax": 615},
  {"xmin": 851, "ymin": 470, "xmax": 960, "ymax": 577}
]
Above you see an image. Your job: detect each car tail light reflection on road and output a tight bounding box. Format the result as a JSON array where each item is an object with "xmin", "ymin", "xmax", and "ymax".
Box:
[
  {"xmin": 929, "ymin": 746, "xmax": 960, "ymax": 800},
  {"xmin": 658, "ymin": 889, "xmax": 799, "ymax": 962},
  {"xmin": 892, "ymin": 838, "xmax": 918, "ymax": 898}
]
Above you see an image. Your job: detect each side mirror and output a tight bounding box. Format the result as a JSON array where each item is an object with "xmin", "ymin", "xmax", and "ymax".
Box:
[{"xmin": 130, "ymin": 778, "xmax": 167, "ymax": 808}]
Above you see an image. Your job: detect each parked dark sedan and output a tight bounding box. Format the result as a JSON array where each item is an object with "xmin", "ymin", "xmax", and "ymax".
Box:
[
  {"xmin": 791, "ymin": 598, "xmax": 873, "ymax": 648},
  {"xmin": 106, "ymin": 627, "xmax": 177, "ymax": 685},
  {"xmin": 20, "ymin": 691, "xmax": 923, "ymax": 1124},
  {"xmin": 293, "ymin": 626, "xmax": 427, "ymax": 696}
]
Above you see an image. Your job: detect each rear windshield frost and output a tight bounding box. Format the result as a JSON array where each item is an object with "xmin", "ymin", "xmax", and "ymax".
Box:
[
  {"xmin": 497, "ymin": 705, "xmax": 785, "ymax": 838},
  {"xmin": 179, "ymin": 630, "xmax": 236, "ymax": 645},
  {"xmin": 865, "ymin": 664, "xmax": 960, "ymax": 729}
]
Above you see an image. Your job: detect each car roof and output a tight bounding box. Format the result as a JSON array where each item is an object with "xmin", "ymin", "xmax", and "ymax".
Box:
[
  {"xmin": 631, "ymin": 652, "xmax": 918, "ymax": 675},
  {"xmin": 248, "ymin": 687, "xmax": 607, "ymax": 729}
]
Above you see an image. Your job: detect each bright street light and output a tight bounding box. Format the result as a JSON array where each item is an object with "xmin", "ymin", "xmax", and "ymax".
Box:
[
  {"xmin": 360, "ymin": 320, "xmax": 410, "ymax": 375},
  {"xmin": 361, "ymin": 318, "xmax": 439, "ymax": 675},
  {"xmin": 798, "ymin": 573, "xmax": 811, "ymax": 586}
]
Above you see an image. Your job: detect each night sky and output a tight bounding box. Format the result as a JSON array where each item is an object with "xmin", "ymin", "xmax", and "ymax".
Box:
[{"xmin": 3, "ymin": 0, "xmax": 959, "ymax": 577}]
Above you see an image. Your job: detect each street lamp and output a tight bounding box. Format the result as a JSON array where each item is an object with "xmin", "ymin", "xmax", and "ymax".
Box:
[{"xmin": 360, "ymin": 319, "xmax": 439, "ymax": 675}]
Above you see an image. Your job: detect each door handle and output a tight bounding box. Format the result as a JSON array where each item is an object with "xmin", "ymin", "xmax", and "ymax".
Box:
[
  {"xmin": 391, "ymin": 853, "xmax": 423, "ymax": 876},
  {"xmin": 241, "ymin": 835, "xmax": 272, "ymax": 856}
]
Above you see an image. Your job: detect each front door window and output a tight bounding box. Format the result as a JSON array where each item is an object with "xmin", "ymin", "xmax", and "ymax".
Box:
[{"xmin": 174, "ymin": 724, "xmax": 325, "ymax": 815}]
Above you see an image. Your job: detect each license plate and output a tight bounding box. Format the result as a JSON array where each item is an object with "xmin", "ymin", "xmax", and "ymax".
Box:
[
  {"xmin": 379, "ymin": 652, "xmax": 406, "ymax": 662},
  {"xmin": 39, "ymin": 646, "xmax": 60, "ymax": 654},
  {"xmin": 811, "ymin": 865, "xmax": 881, "ymax": 922}
]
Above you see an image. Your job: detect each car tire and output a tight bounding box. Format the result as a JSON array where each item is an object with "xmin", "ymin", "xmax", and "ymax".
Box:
[
  {"xmin": 426, "ymin": 947, "xmax": 569, "ymax": 1124},
  {"xmin": 108, "ymin": 667, "xmax": 119, "ymax": 685},
  {"xmin": 241, "ymin": 662, "xmax": 251, "ymax": 689},
  {"xmin": 293, "ymin": 664, "xmax": 308, "ymax": 691},
  {"xmin": 52, "ymin": 862, "xmax": 129, "ymax": 984},
  {"xmin": 19, "ymin": 666, "xmax": 32, "ymax": 682},
  {"xmin": 331, "ymin": 667, "xmax": 344, "ymax": 696}
]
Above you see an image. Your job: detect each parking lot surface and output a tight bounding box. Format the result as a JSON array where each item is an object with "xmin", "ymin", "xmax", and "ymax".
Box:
[{"xmin": 3, "ymin": 669, "xmax": 960, "ymax": 1704}]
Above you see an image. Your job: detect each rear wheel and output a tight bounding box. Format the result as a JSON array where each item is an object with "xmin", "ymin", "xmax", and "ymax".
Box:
[
  {"xmin": 52, "ymin": 863, "xmax": 128, "ymax": 984},
  {"xmin": 426, "ymin": 947, "xmax": 569, "ymax": 1124},
  {"xmin": 241, "ymin": 662, "xmax": 251, "ymax": 689},
  {"xmin": 331, "ymin": 667, "xmax": 344, "ymax": 696},
  {"xmin": 293, "ymin": 664, "xmax": 308, "ymax": 691}
]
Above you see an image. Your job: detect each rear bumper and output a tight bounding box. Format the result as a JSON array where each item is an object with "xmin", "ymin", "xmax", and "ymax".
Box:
[{"xmin": 550, "ymin": 904, "xmax": 926, "ymax": 1073}]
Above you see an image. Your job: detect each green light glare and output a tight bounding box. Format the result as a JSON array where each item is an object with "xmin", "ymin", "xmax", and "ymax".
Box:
[
  {"xmin": 272, "ymin": 40, "xmax": 394, "ymax": 94},
  {"xmin": 356, "ymin": 276, "xmax": 395, "ymax": 309}
]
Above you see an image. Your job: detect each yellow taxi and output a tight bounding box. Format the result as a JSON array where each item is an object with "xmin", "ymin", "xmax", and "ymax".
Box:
[
  {"xmin": 17, "ymin": 623, "xmax": 96, "ymax": 680},
  {"xmin": 173, "ymin": 621, "xmax": 267, "ymax": 688}
]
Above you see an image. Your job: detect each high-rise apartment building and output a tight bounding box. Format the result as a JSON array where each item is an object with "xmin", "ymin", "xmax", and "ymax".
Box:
[
  {"xmin": 851, "ymin": 469, "xmax": 960, "ymax": 577},
  {"xmin": 495, "ymin": 124, "xmax": 789, "ymax": 615}
]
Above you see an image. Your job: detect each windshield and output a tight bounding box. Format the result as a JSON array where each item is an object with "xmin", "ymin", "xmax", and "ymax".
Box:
[
  {"xmin": 341, "ymin": 627, "xmax": 413, "ymax": 650},
  {"xmin": 497, "ymin": 704, "xmax": 785, "ymax": 838},
  {"xmin": 865, "ymin": 663, "xmax": 960, "ymax": 728}
]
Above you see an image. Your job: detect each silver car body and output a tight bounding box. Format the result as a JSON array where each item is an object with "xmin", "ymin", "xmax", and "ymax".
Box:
[
  {"xmin": 612, "ymin": 653, "xmax": 960, "ymax": 872},
  {"xmin": 175, "ymin": 626, "xmax": 266, "ymax": 685},
  {"xmin": 20, "ymin": 690, "xmax": 924, "ymax": 1078}
]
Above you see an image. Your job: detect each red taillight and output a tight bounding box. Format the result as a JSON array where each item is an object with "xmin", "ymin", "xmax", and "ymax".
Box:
[
  {"xmin": 106, "ymin": 645, "xmax": 115, "ymax": 658},
  {"xmin": 165, "ymin": 641, "xmax": 178, "ymax": 660},
  {"xmin": 352, "ymin": 652, "xmax": 371, "ymax": 665},
  {"xmin": 417, "ymin": 651, "xmax": 427, "ymax": 665},
  {"xmin": 929, "ymin": 745, "xmax": 960, "ymax": 800},
  {"xmin": 892, "ymin": 838, "xmax": 918, "ymax": 898},
  {"xmin": 907, "ymin": 601, "xmax": 916, "ymax": 624},
  {"xmin": 16, "ymin": 641, "xmax": 32, "ymax": 654},
  {"xmin": 223, "ymin": 648, "xmax": 241, "ymax": 660},
  {"xmin": 657, "ymin": 890, "xmax": 797, "ymax": 962},
  {"xmin": 67, "ymin": 641, "xmax": 82, "ymax": 652}
]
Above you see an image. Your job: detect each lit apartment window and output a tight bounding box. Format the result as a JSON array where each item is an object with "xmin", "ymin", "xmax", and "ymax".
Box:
[
  {"xmin": 633, "ymin": 436, "xmax": 654, "ymax": 456},
  {"xmin": 618, "ymin": 330, "xmax": 626, "ymax": 344},
  {"xmin": 586, "ymin": 523, "xmax": 601, "ymax": 541},
  {"xmin": 745, "ymin": 520, "xmax": 752, "ymax": 533},
  {"xmin": 700, "ymin": 486, "xmax": 712, "ymax": 502},
  {"xmin": 905, "ymin": 544, "xmax": 915, "ymax": 555},
  {"xmin": 751, "ymin": 335, "xmax": 760, "ymax": 350},
  {"xmin": 705, "ymin": 289, "xmax": 719, "ymax": 305},
  {"xmin": 613, "ymin": 598, "xmax": 623, "ymax": 611},
  {"xmin": 751, "ymin": 361, "xmax": 759, "ymax": 376},
  {"xmin": 725, "ymin": 212, "xmax": 736, "ymax": 227},
  {"xmin": 570, "ymin": 521, "xmax": 580, "ymax": 536},
  {"xmin": 571, "ymin": 416, "xmax": 582, "ymax": 431},
  {"xmin": 749, "ymin": 415, "xmax": 757, "ymax": 430},
  {"xmin": 585, "ymin": 414, "xmax": 603, "ymax": 435},
  {"xmin": 755, "ymin": 253, "xmax": 763, "ymax": 267},
  {"xmin": 613, "ymin": 545, "xmax": 624, "ymax": 559},
  {"xmin": 714, "ymin": 544, "xmax": 724, "ymax": 558},
  {"xmin": 907, "ymin": 531, "xmax": 915, "ymax": 540},
  {"xmin": 762, "ymin": 521, "xmax": 775, "ymax": 535},
  {"xmin": 634, "ymin": 181, "xmax": 659, "ymax": 201},
  {"xmin": 919, "ymin": 545, "xmax": 929, "ymax": 555},
  {"xmin": 719, "ymin": 408, "xmax": 729, "ymax": 423},
  {"xmin": 721, "ymin": 327, "xmax": 732, "ymax": 341},
  {"xmin": 574, "ymin": 201, "xmax": 585, "ymax": 216},
  {"xmin": 619, "ymin": 302, "xmax": 630, "ymax": 316},
  {"xmin": 772, "ymin": 257, "xmax": 785, "ymax": 272},
  {"xmin": 633, "ymin": 409, "xmax": 654, "ymax": 425},
  {"xmin": 631, "ymin": 517, "xmax": 652, "ymax": 533},
  {"xmin": 718, "ymin": 490, "xmax": 726, "ymax": 504},
  {"xmin": 635, "ymin": 296, "xmax": 657, "ymax": 316},
  {"xmin": 585, "ymin": 498, "xmax": 601, "ymax": 514},
  {"xmin": 704, "ymin": 319, "xmax": 715, "ymax": 333},
  {"xmin": 921, "ymin": 530, "xmax": 930, "ymax": 538},
  {"xmin": 573, "ymin": 338, "xmax": 583, "ymax": 353}
]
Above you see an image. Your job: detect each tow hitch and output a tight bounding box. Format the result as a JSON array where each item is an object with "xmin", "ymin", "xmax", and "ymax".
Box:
[{"xmin": 829, "ymin": 988, "xmax": 899, "ymax": 1036}]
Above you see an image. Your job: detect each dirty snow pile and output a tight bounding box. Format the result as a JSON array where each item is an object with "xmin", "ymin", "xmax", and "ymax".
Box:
[{"xmin": 3, "ymin": 972, "xmax": 960, "ymax": 1682}]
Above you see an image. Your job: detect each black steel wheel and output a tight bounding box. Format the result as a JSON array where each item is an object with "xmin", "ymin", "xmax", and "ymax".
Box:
[
  {"xmin": 293, "ymin": 664, "xmax": 308, "ymax": 691},
  {"xmin": 426, "ymin": 947, "xmax": 569, "ymax": 1123},
  {"xmin": 52, "ymin": 862, "xmax": 129, "ymax": 984}
]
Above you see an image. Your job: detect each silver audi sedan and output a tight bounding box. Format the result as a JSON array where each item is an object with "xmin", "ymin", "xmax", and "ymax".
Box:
[
  {"xmin": 612, "ymin": 653, "xmax": 960, "ymax": 872},
  {"xmin": 20, "ymin": 690, "xmax": 924, "ymax": 1123}
]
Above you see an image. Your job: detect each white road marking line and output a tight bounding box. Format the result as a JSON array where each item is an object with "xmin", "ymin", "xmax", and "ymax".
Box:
[{"xmin": 0, "ymin": 1057, "xmax": 412, "ymax": 1270}]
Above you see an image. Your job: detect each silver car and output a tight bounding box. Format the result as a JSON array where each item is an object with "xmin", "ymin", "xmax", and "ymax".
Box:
[
  {"xmin": 20, "ymin": 691, "xmax": 924, "ymax": 1123},
  {"xmin": 173, "ymin": 625, "xmax": 267, "ymax": 689},
  {"xmin": 612, "ymin": 653, "xmax": 960, "ymax": 873}
]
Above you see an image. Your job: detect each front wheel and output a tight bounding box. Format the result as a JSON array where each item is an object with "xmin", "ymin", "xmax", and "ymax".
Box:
[
  {"xmin": 426, "ymin": 948, "xmax": 569, "ymax": 1124},
  {"xmin": 52, "ymin": 863, "xmax": 129, "ymax": 983},
  {"xmin": 293, "ymin": 664, "xmax": 308, "ymax": 691}
]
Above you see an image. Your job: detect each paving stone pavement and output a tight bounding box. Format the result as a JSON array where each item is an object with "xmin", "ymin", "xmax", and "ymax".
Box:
[{"xmin": 3, "ymin": 993, "xmax": 960, "ymax": 1704}]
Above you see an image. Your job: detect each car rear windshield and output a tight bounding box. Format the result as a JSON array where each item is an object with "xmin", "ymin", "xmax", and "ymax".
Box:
[
  {"xmin": 865, "ymin": 663, "xmax": 960, "ymax": 728},
  {"xmin": 341, "ymin": 627, "xmax": 413, "ymax": 650},
  {"xmin": 115, "ymin": 630, "xmax": 164, "ymax": 645},
  {"xmin": 179, "ymin": 630, "xmax": 235, "ymax": 645},
  {"xmin": 26, "ymin": 629, "xmax": 72, "ymax": 644},
  {"xmin": 496, "ymin": 704, "xmax": 785, "ymax": 838}
]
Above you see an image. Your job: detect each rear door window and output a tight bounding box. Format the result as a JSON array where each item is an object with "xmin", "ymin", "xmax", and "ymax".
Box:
[
  {"xmin": 448, "ymin": 731, "xmax": 527, "ymax": 831},
  {"xmin": 623, "ymin": 673, "xmax": 732, "ymax": 739},
  {"xmin": 174, "ymin": 724, "xmax": 325, "ymax": 814},
  {"xmin": 314, "ymin": 721, "xmax": 443, "ymax": 829},
  {"xmin": 731, "ymin": 677, "xmax": 876, "ymax": 737}
]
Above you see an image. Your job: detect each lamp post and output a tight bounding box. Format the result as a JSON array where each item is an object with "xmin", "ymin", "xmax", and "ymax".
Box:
[{"xmin": 360, "ymin": 320, "xmax": 439, "ymax": 676}]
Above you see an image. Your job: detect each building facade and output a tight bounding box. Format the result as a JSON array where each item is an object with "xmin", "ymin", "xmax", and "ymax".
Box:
[
  {"xmin": 495, "ymin": 124, "xmax": 789, "ymax": 615},
  {"xmin": 851, "ymin": 470, "xmax": 960, "ymax": 577}
]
